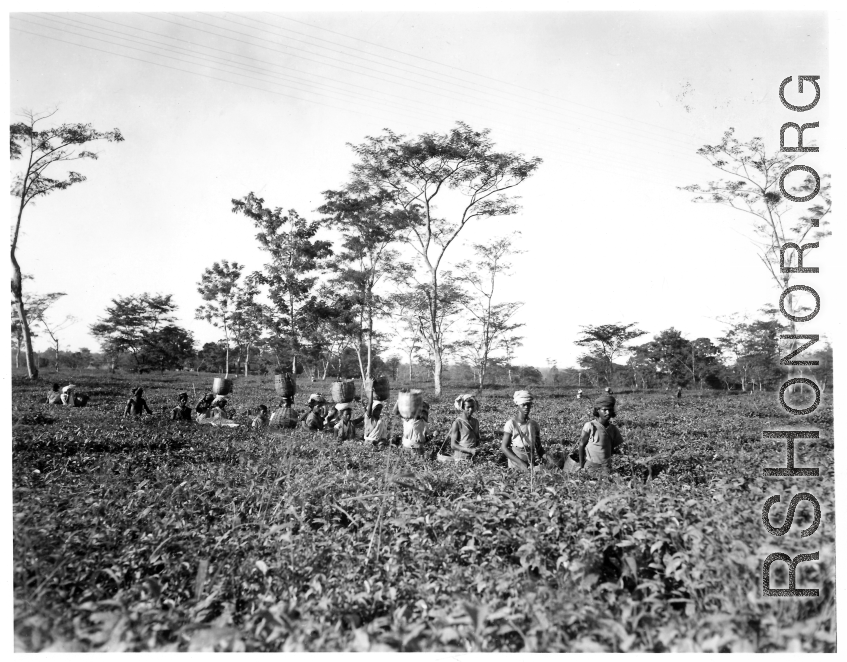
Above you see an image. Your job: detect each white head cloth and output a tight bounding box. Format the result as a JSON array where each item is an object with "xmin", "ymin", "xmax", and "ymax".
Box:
[{"xmin": 513, "ymin": 390, "xmax": 533, "ymax": 406}]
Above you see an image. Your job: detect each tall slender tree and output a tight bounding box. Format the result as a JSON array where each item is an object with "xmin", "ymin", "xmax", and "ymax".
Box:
[
  {"xmin": 346, "ymin": 122, "xmax": 541, "ymax": 395},
  {"xmin": 680, "ymin": 128, "xmax": 831, "ymax": 327},
  {"xmin": 195, "ymin": 261, "xmax": 243, "ymax": 378},
  {"xmin": 29, "ymin": 292, "xmax": 75, "ymax": 373},
  {"xmin": 455, "ymin": 234, "xmax": 525, "ymax": 388},
  {"xmin": 10, "ymin": 109, "xmax": 123, "ymax": 379},
  {"xmin": 319, "ymin": 189, "xmax": 410, "ymax": 381},
  {"xmin": 232, "ymin": 194, "xmax": 332, "ymax": 375}
]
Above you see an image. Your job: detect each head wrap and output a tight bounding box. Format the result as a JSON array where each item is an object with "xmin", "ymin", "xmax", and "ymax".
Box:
[
  {"xmin": 604, "ymin": 387, "xmax": 611, "ymax": 393},
  {"xmin": 178, "ymin": 392, "xmax": 188, "ymax": 400},
  {"xmin": 309, "ymin": 393, "xmax": 325, "ymax": 404},
  {"xmin": 454, "ymin": 394, "xmax": 478, "ymax": 411},
  {"xmin": 513, "ymin": 390, "xmax": 534, "ymax": 406},
  {"xmin": 212, "ymin": 396, "xmax": 227, "ymax": 407},
  {"xmin": 594, "ymin": 394, "xmax": 616, "ymax": 410},
  {"xmin": 335, "ymin": 402, "xmax": 353, "ymax": 412}
]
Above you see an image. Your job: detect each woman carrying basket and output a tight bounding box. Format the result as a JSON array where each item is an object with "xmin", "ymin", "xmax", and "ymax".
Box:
[{"xmin": 500, "ymin": 390, "xmax": 545, "ymax": 470}]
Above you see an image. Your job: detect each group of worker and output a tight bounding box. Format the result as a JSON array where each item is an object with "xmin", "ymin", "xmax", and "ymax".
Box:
[
  {"xmin": 255, "ymin": 389, "xmax": 624, "ymax": 474},
  {"xmin": 46, "ymin": 383, "xmax": 90, "ymax": 408},
  {"xmin": 64, "ymin": 382, "xmax": 624, "ymax": 474}
]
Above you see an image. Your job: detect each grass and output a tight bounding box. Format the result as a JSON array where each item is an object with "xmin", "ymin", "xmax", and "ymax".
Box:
[{"xmin": 11, "ymin": 370, "xmax": 836, "ymax": 652}]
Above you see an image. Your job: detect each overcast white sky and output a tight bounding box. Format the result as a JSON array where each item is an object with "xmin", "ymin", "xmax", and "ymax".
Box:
[{"xmin": 9, "ymin": 9, "xmax": 832, "ymax": 368}]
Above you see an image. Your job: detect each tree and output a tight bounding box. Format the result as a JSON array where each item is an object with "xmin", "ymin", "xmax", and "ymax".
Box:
[
  {"xmin": 29, "ymin": 291, "xmax": 75, "ymax": 373},
  {"xmin": 142, "ymin": 325, "xmax": 196, "ymax": 373},
  {"xmin": 229, "ymin": 273, "xmax": 266, "ymax": 376},
  {"xmin": 518, "ymin": 365, "xmax": 544, "ymax": 385},
  {"xmin": 90, "ymin": 293, "xmax": 177, "ymax": 371},
  {"xmin": 10, "ymin": 109, "xmax": 123, "ymax": 379},
  {"xmin": 319, "ymin": 189, "xmax": 410, "ymax": 381},
  {"xmin": 11, "ymin": 275, "xmax": 40, "ymax": 370},
  {"xmin": 455, "ymin": 234, "xmax": 525, "ymax": 389},
  {"xmin": 346, "ymin": 122, "xmax": 542, "ymax": 395},
  {"xmin": 384, "ymin": 354, "xmax": 402, "ymax": 380},
  {"xmin": 197, "ymin": 342, "xmax": 228, "ymax": 373},
  {"xmin": 680, "ymin": 128, "xmax": 831, "ymax": 327},
  {"xmin": 574, "ymin": 323, "xmax": 646, "ymax": 387},
  {"xmin": 717, "ymin": 312, "xmax": 785, "ymax": 390},
  {"xmin": 232, "ymin": 194, "xmax": 333, "ymax": 376},
  {"xmin": 195, "ymin": 260, "xmax": 243, "ymax": 378},
  {"xmin": 627, "ymin": 345, "xmax": 656, "ymax": 390},
  {"xmin": 502, "ymin": 335, "xmax": 523, "ymax": 385},
  {"xmin": 391, "ymin": 273, "xmax": 468, "ymax": 387}
]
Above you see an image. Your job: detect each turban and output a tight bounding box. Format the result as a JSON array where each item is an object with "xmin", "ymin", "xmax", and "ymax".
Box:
[
  {"xmin": 454, "ymin": 394, "xmax": 478, "ymax": 411},
  {"xmin": 513, "ymin": 390, "xmax": 534, "ymax": 406},
  {"xmin": 335, "ymin": 402, "xmax": 353, "ymax": 412},
  {"xmin": 309, "ymin": 393, "xmax": 326, "ymax": 404},
  {"xmin": 594, "ymin": 394, "xmax": 616, "ymax": 409},
  {"xmin": 212, "ymin": 396, "xmax": 228, "ymax": 407}
]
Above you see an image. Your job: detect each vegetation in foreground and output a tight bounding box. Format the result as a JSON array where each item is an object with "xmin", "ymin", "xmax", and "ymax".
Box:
[{"xmin": 12, "ymin": 372, "xmax": 835, "ymax": 652}]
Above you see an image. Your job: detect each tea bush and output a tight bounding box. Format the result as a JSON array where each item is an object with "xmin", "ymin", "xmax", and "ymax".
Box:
[{"xmin": 12, "ymin": 373, "xmax": 835, "ymax": 651}]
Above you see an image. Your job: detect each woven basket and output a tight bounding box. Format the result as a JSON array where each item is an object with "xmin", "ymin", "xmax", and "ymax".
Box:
[
  {"xmin": 331, "ymin": 379, "xmax": 356, "ymax": 403},
  {"xmin": 212, "ymin": 378, "xmax": 233, "ymax": 396},
  {"xmin": 397, "ymin": 389, "xmax": 423, "ymax": 419},
  {"xmin": 274, "ymin": 373, "xmax": 296, "ymax": 397},
  {"xmin": 363, "ymin": 376, "xmax": 390, "ymax": 402}
]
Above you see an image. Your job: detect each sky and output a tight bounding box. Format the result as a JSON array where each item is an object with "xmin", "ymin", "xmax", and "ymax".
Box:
[{"xmin": 8, "ymin": 8, "xmax": 835, "ymax": 369}]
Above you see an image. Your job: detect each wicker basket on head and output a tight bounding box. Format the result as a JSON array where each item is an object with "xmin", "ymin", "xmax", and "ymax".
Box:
[
  {"xmin": 363, "ymin": 376, "xmax": 390, "ymax": 402},
  {"xmin": 331, "ymin": 379, "xmax": 356, "ymax": 404},
  {"xmin": 396, "ymin": 388, "xmax": 423, "ymax": 419},
  {"xmin": 274, "ymin": 373, "xmax": 296, "ymax": 397},
  {"xmin": 212, "ymin": 377, "xmax": 233, "ymax": 395}
]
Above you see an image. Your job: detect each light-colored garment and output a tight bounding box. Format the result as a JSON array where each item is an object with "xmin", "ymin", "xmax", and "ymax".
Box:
[
  {"xmin": 199, "ymin": 415, "xmax": 240, "ymax": 428},
  {"xmin": 503, "ymin": 417, "xmax": 542, "ymax": 469},
  {"xmin": 364, "ymin": 417, "xmax": 387, "ymax": 444},
  {"xmin": 450, "ymin": 415, "xmax": 479, "ymax": 460},
  {"xmin": 582, "ymin": 420, "xmax": 623, "ymax": 465},
  {"xmin": 402, "ymin": 418, "xmax": 427, "ymax": 448},
  {"xmin": 61, "ymin": 385, "xmax": 76, "ymax": 407},
  {"xmin": 252, "ymin": 413, "xmax": 269, "ymax": 429}
]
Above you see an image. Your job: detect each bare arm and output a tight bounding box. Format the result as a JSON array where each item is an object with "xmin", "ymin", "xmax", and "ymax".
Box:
[
  {"xmin": 500, "ymin": 431, "xmax": 529, "ymax": 470},
  {"xmin": 577, "ymin": 428, "xmax": 590, "ymax": 469}
]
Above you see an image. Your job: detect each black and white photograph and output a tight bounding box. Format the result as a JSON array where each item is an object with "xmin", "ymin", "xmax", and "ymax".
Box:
[{"xmin": 7, "ymin": 4, "xmax": 841, "ymax": 653}]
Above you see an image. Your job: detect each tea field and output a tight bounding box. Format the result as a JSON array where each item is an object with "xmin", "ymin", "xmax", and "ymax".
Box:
[{"xmin": 11, "ymin": 372, "xmax": 836, "ymax": 652}]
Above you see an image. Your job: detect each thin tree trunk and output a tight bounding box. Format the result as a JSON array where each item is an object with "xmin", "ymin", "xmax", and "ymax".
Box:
[
  {"xmin": 433, "ymin": 351, "xmax": 443, "ymax": 397},
  {"xmin": 11, "ymin": 256, "xmax": 38, "ymax": 379},
  {"xmin": 55, "ymin": 339, "xmax": 60, "ymax": 372}
]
